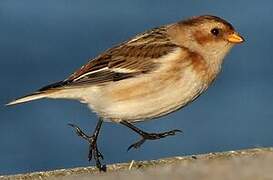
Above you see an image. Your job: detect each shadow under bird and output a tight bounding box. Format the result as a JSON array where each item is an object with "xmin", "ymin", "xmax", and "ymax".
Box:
[{"xmin": 7, "ymin": 15, "xmax": 244, "ymax": 171}]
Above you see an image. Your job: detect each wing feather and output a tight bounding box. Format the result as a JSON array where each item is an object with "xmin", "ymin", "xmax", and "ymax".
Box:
[{"xmin": 63, "ymin": 26, "xmax": 179, "ymax": 86}]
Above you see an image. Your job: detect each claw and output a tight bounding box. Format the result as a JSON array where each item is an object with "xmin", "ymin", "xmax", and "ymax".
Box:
[
  {"xmin": 127, "ymin": 138, "xmax": 146, "ymax": 151},
  {"xmin": 68, "ymin": 123, "xmax": 90, "ymax": 140},
  {"xmin": 68, "ymin": 121, "xmax": 106, "ymax": 171},
  {"xmin": 166, "ymin": 129, "xmax": 182, "ymax": 136},
  {"xmin": 125, "ymin": 127, "xmax": 182, "ymax": 151}
]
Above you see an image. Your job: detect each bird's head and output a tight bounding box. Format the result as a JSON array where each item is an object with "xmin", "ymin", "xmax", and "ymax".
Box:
[{"xmin": 169, "ymin": 15, "xmax": 244, "ymax": 63}]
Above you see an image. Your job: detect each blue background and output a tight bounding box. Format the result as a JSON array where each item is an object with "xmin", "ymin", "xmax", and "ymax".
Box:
[{"xmin": 1, "ymin": 0, "xmax": 273, "ymax": 175}]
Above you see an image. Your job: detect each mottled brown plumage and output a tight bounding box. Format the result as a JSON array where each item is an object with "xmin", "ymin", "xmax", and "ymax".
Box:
[{"xmin": 67, "ymin": 26, "xmax": 177, "ymax": 84}]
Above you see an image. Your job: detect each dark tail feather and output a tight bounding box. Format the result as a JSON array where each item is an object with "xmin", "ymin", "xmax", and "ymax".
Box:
[{"xmin": 6, "ymin": 80, "xmax": 70, "ymax": 106}]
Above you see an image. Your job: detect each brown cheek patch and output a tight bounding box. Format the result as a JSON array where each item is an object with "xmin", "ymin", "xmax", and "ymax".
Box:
[{"xmin": 193, "ymin": 31, "xmax": 213, "ymax": 46}]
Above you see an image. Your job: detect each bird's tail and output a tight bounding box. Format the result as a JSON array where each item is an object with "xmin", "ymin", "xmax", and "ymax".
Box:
[
  {"xmin": 6, "ymin": 92, "xmax": 50, "ymax": 106},
  {"xmin": 6, "ymin": 80, "xmax": 68, "ymax": 106}
]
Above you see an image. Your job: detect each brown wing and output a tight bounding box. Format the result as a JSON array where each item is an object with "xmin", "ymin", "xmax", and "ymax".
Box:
[
  {"xmin": 40, "ymin": 26, "xmax": 179, "ymax": 90},
  {"xmin": 38, "ymin": 27, "xmax": 179, "ymax": 91}
]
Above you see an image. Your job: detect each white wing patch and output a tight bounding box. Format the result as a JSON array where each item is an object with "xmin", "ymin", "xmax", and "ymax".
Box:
[
  {"xmin": 73, "ymin": 67, "xmax": 109, "ymax": 81},
  {"xmin": 111, "ymin": 67, "xmax": 137, "ymax": 73},
  {"xmin": 73, "ymin": 67, "xmax": 137, "ymax": 82}
]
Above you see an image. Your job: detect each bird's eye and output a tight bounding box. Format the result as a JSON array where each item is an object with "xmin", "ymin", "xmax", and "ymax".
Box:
[{"xmin": 211, "ymin": 28, "xmax": 220, "ymax": 36}]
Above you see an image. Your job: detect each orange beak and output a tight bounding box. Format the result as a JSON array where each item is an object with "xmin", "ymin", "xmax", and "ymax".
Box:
[{"xmin": 227, "ymin": 33, "xmax": 244, "ymax": 43}]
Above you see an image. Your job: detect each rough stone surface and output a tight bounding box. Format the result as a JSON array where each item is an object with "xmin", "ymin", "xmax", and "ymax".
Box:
[{"xmin": 1, "ymin": 147, "xmax": 273, "ymax": 180}]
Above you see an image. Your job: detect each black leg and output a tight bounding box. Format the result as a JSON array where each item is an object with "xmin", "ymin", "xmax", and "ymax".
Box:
[
  {"xmin": 120, "ymin": 120, "xmax": 182, "ymax": 151},
  {"xmin": 68, "ymin": 117, "xmax": 106, "ymax": 172}
]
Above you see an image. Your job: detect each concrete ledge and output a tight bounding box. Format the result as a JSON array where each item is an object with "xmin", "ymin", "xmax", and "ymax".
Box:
[{"xmin": 1, "ymin": 147, "xmax": 273, "ymax": 180}]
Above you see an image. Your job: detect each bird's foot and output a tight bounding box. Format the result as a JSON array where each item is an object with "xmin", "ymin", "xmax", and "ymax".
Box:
[
  {"xmin": 127, "ymin": 129, "xmax": 182, "ymax": 151},
  {"xmin": 68, "ymin": 123, "xmax": 106, "ymax": 172}
]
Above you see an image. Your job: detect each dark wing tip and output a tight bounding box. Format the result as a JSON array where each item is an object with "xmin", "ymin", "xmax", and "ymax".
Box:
[{"xmin": 38, "ymin": 80, "xmax": 71, "ymax": 92}]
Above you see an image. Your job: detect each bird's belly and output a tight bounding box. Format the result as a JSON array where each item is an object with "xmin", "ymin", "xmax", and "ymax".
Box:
[{"xmin": 87, "ymin": 69, "xmax": 206, "ymax": 122}]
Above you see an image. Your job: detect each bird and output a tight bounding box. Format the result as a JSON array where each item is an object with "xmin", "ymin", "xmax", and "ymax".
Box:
[{"xmin": 7, "ymin": 15, "xmax": 244, "ymax": 171}]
